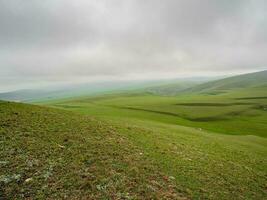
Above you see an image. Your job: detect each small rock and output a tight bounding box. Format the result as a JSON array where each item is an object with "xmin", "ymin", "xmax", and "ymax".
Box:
[
  {"xmin": 57, "ymin": 144, "xmax": 65, "ymax": 149},
  {"xmin": 25, "ymin": 178, "xmax": 33, "ymax": 183}
]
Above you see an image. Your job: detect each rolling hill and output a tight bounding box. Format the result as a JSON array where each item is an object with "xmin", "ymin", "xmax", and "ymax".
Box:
[
  {"xmin": 143, "ymin": 77, "xmax": 218, "ymax": 96},
  {"xmin": 4, "ymin": 69, "xmax": 265, "ymax": 103},
  {"xmin": 184, "ymin": 70, "xmax": 267, "ymax": 94},
  {"xmin": 0, "ymin": 101, "xmax": 181, "ymax": 199},
  {"xmin": 1, "ymin": 101, "xmax": 266, "ymax": 199},
  {"xmin": 1, "ymin": 70, "xmax": 267, "ymax": 199},
  {"xmin": 44, "ymin": 70, "xmax": 267, "ymax": 138},
  {"xmin": 0, "ymin": 81, "xmax": 151, "ymax": 103},
  {"xmin": 0, "ymin": 77, "xmax": 213, "ymax": 102},
  {"xmin": 144, "ymin": 81, "xmax": 200, "ymax": 96}
]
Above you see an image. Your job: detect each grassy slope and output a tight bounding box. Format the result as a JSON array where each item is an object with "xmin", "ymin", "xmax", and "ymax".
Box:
[
  {"xmin": 43, "ymin": 70, "xmax": 267, "ymax": 138},
  {"xmin": 1, "ymin": 101, "xmax": 267, "ymax": 199},
  {"xmin": 46, "ymin": 83, "xmax": 267, "ymax": 138},
  {"xmin": 2, "ymin": 71, "xmax": 267, "ymax": 199},
  {"xmin": 0, "ymin": 101, "xmax": 183, "ymax": 199},
  {"xmin": 41, "ymin": 86, "xmax": 267, "ymax": 199},
  {"xmin": 184, "ymin": 70, "xmax": 267, "ymax": 94},
  {"xmin": 142, "ymin": 81, "xmax": 200, "ymax": 96}
]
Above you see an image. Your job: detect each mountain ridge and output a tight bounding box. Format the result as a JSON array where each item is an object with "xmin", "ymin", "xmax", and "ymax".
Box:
[{"xmin": 183, "ymin": 70, "xmax": 267, "ymax": 94}]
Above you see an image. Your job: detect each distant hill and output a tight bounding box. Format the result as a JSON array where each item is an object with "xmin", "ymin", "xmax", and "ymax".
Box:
[
  {"xmin": 0, "ymin": 89, "xmax": 58, "ymax": 102},
  {"xmin": 142, "ymin": 70, "xmax": 267, "ymax": 96},
  {"xmin": 144, "ymin": 81, "xmax": 200, "ymax": 96},
  {"xmin": 184, "ymin": 70, "xmax": 267, "ymax": 94},
  {"xmin": 142, "ymin": 77, "xmax": 219, "ymax": 96},
  {"xmin": 1, "ymin": 70, "xmax": 266, "ymax": 101},
  {"xmin": 0, "ymin": 80, "xmax": 166, "ymax": 102},
  {"xmin": 0, "ymin": 77, "xmax": 213, "ymax": 102}
]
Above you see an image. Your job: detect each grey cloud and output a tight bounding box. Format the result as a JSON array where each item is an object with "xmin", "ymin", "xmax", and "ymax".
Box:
[{"xmin": 0, "ymin": 0, "xmax": 267, "ymax": 91}]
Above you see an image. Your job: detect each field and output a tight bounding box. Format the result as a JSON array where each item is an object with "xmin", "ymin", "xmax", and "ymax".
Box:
[
  {"xmin": 0, "ymin": 101, "xmax": 182, "ymax": 199},
  {"xmin": 37, "ymin": 84, "xmax": 267, "ymax": 199},
  {"xmin": 1, "ymin": 71, "xmax": 267, "ymax": 199},
  {"xmin": 46, "ymin": 85, "xmax": 267, "ymax": 138}
]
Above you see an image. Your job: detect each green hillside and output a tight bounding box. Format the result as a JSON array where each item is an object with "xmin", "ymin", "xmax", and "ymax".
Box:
[
  {"xmin": 47, "ymin": 82, "xmax": 267, "ymax": 138},
  {"xmin": 0, "ymin": 79, "xmax": 209, "ymax": 103},
  {"xmin": 0, "ymin": 101, "xmax": 181, "ymax": 199},
  {"xmin": 142, "ymin": 77, "xmax": 217, "ymax": 96},
  {"xmin": 1, "ymin": 101, "xmax": 267, "ymax": 199},
  {"xmin": 2, "ymin": 71, "xmax": 267, "ymax": 199},
  {"xmin": 144, "ymin": 82, "xmax": 199, "ymax": 96},
  {"xmin": 184, "ymin": 70, "xmax": 267, "ymax": 94}
]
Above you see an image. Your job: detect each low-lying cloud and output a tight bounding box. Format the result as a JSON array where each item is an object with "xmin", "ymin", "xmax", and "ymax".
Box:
[{"xmin": 0, "ymin": 0, "xmax": 267, "ymax": 91}]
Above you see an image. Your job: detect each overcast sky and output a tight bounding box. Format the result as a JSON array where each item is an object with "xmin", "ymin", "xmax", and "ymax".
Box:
[{"xmin": 0, "ymin": 0, "xmax": 267, "ymax": 92}]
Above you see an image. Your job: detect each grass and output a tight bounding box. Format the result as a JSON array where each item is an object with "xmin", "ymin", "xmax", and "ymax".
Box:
[
  {"xmin": 2, "ymin": 72, "xmax": 267, "ymax": 199},
  {"xmin": 114, "ymin": 118, "xmax": 267, "ymax": 199},
  {"xmin": 0, "ymin": 101, "xmax": 182, "ymax": 199},
  {"xmin": 32, "ymin": 85, "xmax": 267, "ymax": 199},
  {"xmin": 45, "ymin": 85, "xmax": 267, "ymax": 138},
  {"xmin": 1, "ymin": 100, "xmax": 267, "ymax": 199}
]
